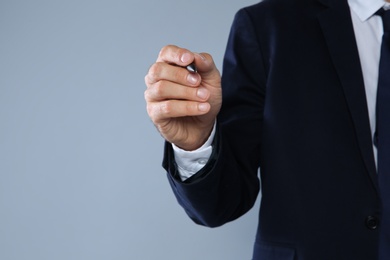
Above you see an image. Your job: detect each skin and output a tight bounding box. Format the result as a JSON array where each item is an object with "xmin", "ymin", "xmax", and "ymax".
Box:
[{"xmin": 144, "ymin": 45, "xmax": 222, "ymax": 151}]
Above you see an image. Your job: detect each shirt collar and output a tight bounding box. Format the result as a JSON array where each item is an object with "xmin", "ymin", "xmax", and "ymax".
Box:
[{"xmin": 348, "ymin": 0, "xmax": 389, "ymax": 21}]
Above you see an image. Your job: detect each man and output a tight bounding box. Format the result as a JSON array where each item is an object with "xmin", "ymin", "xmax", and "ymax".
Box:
[{"xmin": 144, "ymin": 0, "xmax": 390, "ymax": 259}]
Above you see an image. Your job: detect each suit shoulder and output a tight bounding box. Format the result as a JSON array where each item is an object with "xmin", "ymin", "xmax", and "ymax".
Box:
[
  {"xmin": 240, "ymin": 0, "xmax": 321, "ymax": 15},
  {"xmin": 236, "ymin": 0, "xmax": 325, "ymax": 24}
]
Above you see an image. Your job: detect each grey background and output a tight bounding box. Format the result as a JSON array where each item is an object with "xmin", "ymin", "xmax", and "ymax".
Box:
[{"xmin": 0, "ymin": 0, "xmax": 260, "ymax": 259}]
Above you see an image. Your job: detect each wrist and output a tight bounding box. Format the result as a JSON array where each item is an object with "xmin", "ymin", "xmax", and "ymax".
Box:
[{"xmin": 174, "ymin": 122, "xmax": 216, "ymax": 151}]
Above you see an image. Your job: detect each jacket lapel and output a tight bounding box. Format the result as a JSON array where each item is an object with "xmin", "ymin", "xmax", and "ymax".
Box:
[{"xmin": 317, "ymin": 0, "xmax": 378, "ymax": 190}]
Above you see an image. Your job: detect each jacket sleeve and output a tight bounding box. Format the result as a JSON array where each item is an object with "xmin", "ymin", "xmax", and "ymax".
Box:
[{"xmin": 163, "ymin": 7, "xmax": 267, "ymax": 228}]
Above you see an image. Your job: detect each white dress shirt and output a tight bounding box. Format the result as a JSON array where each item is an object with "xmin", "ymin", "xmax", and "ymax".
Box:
[{"xmin": 173, "ymin": 0, "xmax": 390, "ymax": 181}]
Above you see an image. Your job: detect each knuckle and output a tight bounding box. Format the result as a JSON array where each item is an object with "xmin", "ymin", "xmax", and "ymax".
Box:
[
  {"xmin": 161, "ymin": 101, "xmax": 173, "ymax": 115},
  {"xmin": 146, "ymin": 81, "xmax": 167, "ymax": 101},
  {"xmin": 144, "ymin": 89, "xmax": 151, "ymax": 101},
  {"xmin": 144, "ymin": 74, "xmax": 152, "ymax": 86},
  {"xmin": 146, "ymin": 103, "xmax": 156, "ymax": 120},
  {"xmin": 159, "ymin": 45, "xmax": 185, "ymax": 64},
  {"xmin": 153, "ymin": 81, "xmax": 165, "ymax": 96},
  {"xmin": 158, "ymin": 46, "xmax": 168, "ymax": 58},
  {"xmin": 148, "ymin": 63, "xmax": 161, "ymax": 79},
  {"xmin": 185, "ymin": 102, "xmax": 196, "ymax": 114},
  {"xmin": 184, "ymin": 86, "xmax": 195, "ymax": 99},
  {"xmin": 147, "ymin": 103, "xmax": 164, "ymax": 123},
  {"xmin": 172, "ymin": 70, "xmax": 181, "ymax": 83},
  {"xmin": 159, "ymin": 45, "xmax": 176, "ymax": 59},
  {"xmin": 173, "ymin": 68, "xmax": 186, "ymax": 83}
]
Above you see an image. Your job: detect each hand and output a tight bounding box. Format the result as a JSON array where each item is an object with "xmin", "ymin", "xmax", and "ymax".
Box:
[{"xmin": 145, "ymin": 45, "xmax": 222, "ymax": 151}]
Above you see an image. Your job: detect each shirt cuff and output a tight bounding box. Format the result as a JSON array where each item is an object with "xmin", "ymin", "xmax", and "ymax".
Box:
[{"xmin": 172, "ymin": 123, "xmax": 216, "ymax": 181}]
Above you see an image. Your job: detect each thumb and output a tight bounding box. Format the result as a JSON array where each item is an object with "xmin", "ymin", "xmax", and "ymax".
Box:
[{"xmin": 194, "ymin": 52, "xmax": 221, "ymax": 80}]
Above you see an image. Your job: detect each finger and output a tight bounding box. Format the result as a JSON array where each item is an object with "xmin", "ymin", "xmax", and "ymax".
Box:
[
  {"xmin": 157, "ymin": 45, "xmax": 195, "ymax": 67},
  {"xmin": 147, "ymin": 100, "xmax": 210, "ymax": 122},
  {"xmin": 193, "ymin": 52, "xmax": 220, "ymax": 80},
  {"xmin": 145, "ymin": 80, "xmax": 210, "ymax": 102},
  {"xmin": 145, "ymin": 61, "xmax": 201, "ymax": 87}
]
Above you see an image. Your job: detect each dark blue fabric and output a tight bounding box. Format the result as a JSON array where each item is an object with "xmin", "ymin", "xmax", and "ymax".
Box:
[
  {"xmin": 252, "ymin": 243, "xmax": 295, "ymax": 260},
  {"xmin": 376, "ymin": 8, "xmax": 390, "ymax": 260},
  {"xmin": 163, "ymin": 0, "xmax": 385, "ymax": 258}
]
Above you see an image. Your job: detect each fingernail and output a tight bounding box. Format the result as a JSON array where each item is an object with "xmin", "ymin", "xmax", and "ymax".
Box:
[
  {"xmin": 197, "ymin": 88, "xmax": 209, "ymax": 99},
  {"xmin": 187, "ymin": 73, "xmax": 198, "ymax": 84},
  {"xmin": 195, "ymin": 52, "xmax": 206, "ymax": 61},
  {"xmin": 198, "ymin": 103, "xmax": 210, "ymax": 112},
  {"xmin": 181, "ymin": 53, "xmax": 191, "ymax": 64}
]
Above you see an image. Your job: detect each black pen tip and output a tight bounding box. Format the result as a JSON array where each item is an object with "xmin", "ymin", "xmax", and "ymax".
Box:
[{"xmin": 186, "ymin": 63, "xmax": 197, "ymax": 73}]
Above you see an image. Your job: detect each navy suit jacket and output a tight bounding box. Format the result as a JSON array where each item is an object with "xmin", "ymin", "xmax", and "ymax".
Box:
[{"xmin": 163, "ymin": 0, "xmax": 384, "ymax": 259}]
